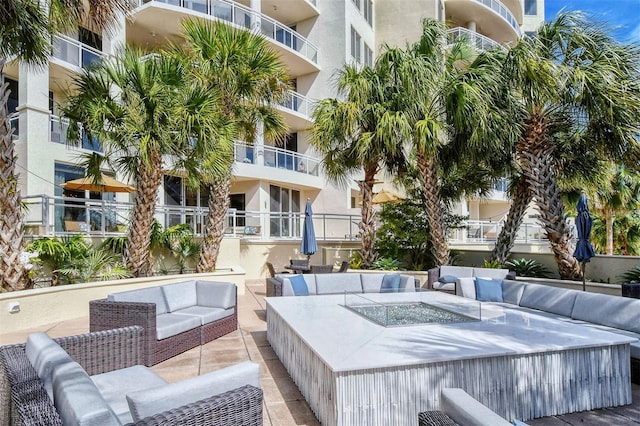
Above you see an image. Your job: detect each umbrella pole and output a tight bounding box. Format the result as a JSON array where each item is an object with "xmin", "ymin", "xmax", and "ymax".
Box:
[{"xmin": 582, "ymin": 261, "xmax": 586, "ymax": 292}]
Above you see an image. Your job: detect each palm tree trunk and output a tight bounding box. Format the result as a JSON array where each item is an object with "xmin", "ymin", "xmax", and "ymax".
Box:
[
  {"xmin": 359, "ymin": 166, "xmax": 378, "ymax": 269},
  {"xmin": 518, "ymin": 114, "xmax": 581, "ymax": 280},
  {"xmin": 0, "ymin": 68, "xmax": 29, "ymax": 291},
  {"xmin": 124, "ymin": 154, "xmax": 163, "ymax": 277},
  {"xmin": 198, "ymin": 174, "xmax": 231, "ymax": 272},
  {"xmin": 605, "ymin": 208, "xmax": 614, "ymax": 255},
  {"xmin": 417, "ymin": 150, "xmax": 449, "ymax": 266},
  {"xmin": 490, "ymin": 177, "xmax": 533, "ymax": 264}
]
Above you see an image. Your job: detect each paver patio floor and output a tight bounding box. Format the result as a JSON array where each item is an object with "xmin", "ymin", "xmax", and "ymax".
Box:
[{"xmin": 1, "ymin": 279, "xmax": 638, "ymax": 425}]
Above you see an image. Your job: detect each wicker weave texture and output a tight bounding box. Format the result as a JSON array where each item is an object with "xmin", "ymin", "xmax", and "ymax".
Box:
[
  {"xmin": 1, "ymin": 327, "xmax": 263, "ymax": 426},
  {"xmin": 90, "ymin": 286, "xmax": 238, "ymax": 366},
  {"xmin": 418, "ymin": 410, "xmax": 459, "ymax": 426}
]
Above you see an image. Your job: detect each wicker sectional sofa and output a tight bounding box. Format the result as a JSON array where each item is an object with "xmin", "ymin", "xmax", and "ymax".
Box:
[
  {"xmin": 267, "ymin": 272, "xmax": 418, "ymax": 297},
  {"xmin": 456, "ymin": 277, "xmax": 640, "ymax": 384},
  {"xmin": 0, "ymin": 326, "xmax": 263, "ymax": 426},
  {"xmin": 427, "ymin": 265, "xmax": 515, "ymax": 292},
  {"xmin": 90, "ymin": 280, "xmax": 237, "ymax": 366}
]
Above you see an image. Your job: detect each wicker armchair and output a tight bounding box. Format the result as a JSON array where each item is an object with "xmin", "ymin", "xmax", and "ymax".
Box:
[{"xmin": 0, "ymin": 327, "xmax": 263, "ymax": 426}]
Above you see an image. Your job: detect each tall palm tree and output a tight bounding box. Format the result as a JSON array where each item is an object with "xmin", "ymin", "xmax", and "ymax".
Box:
[
  {"xmin": 0, "ymin": 0, "xmax": 131, "ymax": 291},
  {"xmin": 501, "ymin": 13, "xmax": 640, "ymax": 279},
  {"xmin": 173, "ymin": 19, "xmax": 290, "ymax": 273},
  {"xmin": 384, "ymin": 19, "xmax": 517, "ymax": 266},
  {"xmin": 312, "ymin": 62, "xmax": 410, "ymax": 268},
  {"xmin": 61, "ymin": 47, "xmax": 229, "ymax": 277}
]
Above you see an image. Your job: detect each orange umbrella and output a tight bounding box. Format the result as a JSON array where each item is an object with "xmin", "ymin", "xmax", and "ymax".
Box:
[
  {"xmin": 62, "ymin": 173, "xmax": 136, "ymax": 193},
  {"xmin": 372, "ymin": 189, "xmax": 402, "ymax": 204}
]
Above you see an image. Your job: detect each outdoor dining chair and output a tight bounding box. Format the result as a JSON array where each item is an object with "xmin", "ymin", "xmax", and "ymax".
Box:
[
  {"xmin": 310, "ymin": 264, "xmax": 334, "ymax": 274},
  {"xmin": 337, "ymin": 261, "xmax": 349, "ymax": 273}
]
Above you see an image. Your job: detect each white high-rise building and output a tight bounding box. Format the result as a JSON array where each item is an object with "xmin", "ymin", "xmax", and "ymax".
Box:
[{"xmin": 5, "ymin": 0, "xmax": 544, "ymax": 246}]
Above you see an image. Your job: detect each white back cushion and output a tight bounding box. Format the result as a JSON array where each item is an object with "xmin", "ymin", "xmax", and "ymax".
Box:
[{"xmin": 456, "ymin": 277, "xmax": 476, "ymax": 299}]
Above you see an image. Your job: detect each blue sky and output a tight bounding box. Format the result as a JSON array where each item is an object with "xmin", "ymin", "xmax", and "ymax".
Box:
[{"xmin": 545, "ymin": 0, "xmax": 640, "ymax": 42}]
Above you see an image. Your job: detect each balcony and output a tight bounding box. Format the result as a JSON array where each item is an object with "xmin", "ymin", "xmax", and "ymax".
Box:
[
  {"xmin": 132, "ymin": 0, "xmax": 320, "ymax": 76},
  {"xmin": 52, "ymin": 34, "xmax": 105, "ymax": 69},
  {"xmin": 447, "ymin": 27, "xmax": 506, "ymax": 51},
  {"xmin": 446, "ymin": 0, "xmax": 521, "ymax": 45},
  {"xmin": 49, "ymin": 115, "xmax": 102, "ymax": 152},
  {"xmin": 277, "ymin": 90, "xmax": 313, "ymax": 129},
  {"xmin": 233, "ymin": 141, "xmax": 320, "ymax": 177}
]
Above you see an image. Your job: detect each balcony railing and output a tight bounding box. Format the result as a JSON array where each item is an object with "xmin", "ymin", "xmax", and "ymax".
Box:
[
  {"xmin": 233, "ymin": 141, "xmax": 321, "ymax": 176},
  {"xmin": 449, "ymin": 220, "xmax": 547, "ymax": 244},
  {"xmin": 49, "ymin": 115, "xmax": 102, "ymax": 152},
  {"xmin": 52, "ymin": 34, "xmax": 105, "ymax": 69},
  {"xmin": 22, "ymin": 195, "xmax": 361, "ymax": 240},
  {"xmin": 471, "ymin": 0, "xmax": 521, "ymax": 36},
  {"xmin": 22, "ymin": 194, "xmax": 556, "ymax": 246},
  {"xmin": 279, "ymin": 90, "xmax": 313, "ymax": 118},
  {"xmin": 140, "ymin": 0, "xmax": 319, "ymax": 64},
  {"xmin": 8, "ymin": 113, "xmax": 19, "ymax": 137},
  {"xmin": 447, "ymin": 27, "xmax": 506, "ymax": 51}
]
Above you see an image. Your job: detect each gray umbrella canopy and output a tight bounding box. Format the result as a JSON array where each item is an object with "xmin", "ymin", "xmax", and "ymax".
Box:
[
  {"xmin": 573, "ymin": 194, "xmax": 596, "ymax": 290},
  {"xmin": 301, "ymin": 199, "xmax": 317, "ymax": 261}
]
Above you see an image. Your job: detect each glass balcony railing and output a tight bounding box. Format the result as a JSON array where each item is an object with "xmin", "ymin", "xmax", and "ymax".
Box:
[
  {"xmin": 50, "ymin": 115, "xmax": 102, "ymax": 152},
  {"xmin": 52, "ymin": 34, "xmax": 105, "ymax": 69},
  {"xmin": 233, "ymin": 140, "xmax": 320, "ymax": 176},
  {"xmin": 8, "ymin": 113, "xmax": 19, "ymax": 137},
  {"xmin": 447, "ymin": 27, "xmax": 506, "ymax": 51},
  {"xmin": 279, "ymin": 90, "xmax": 312, "ymax": 118},
  {"xmin": 471, "ymin": 0, "xmax": 521, "ymax": 36},
  {"xmin": 140, "ymin": 0, "xmax": 319, "ymax": 64}
]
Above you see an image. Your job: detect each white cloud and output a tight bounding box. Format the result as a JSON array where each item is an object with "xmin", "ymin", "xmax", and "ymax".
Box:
[{"xmin": 628, "ymin": 22, "xmax": 640, "ymax": 43}]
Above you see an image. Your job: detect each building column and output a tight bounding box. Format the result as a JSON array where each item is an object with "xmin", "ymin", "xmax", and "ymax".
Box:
[
  {"xmin": 17, "ymin": 63, "xmax": 52, "ymax": 197},
  {"xmin": 466, "ymin": 21, "xmax": 477, "ymax": 32},
  {"xmin": 254, "ymin": 120, "xmax": 265, "ymax": 166},
  {"xmin": 250, "ymin": 0, "xmax": 261, "ymax": 31}
]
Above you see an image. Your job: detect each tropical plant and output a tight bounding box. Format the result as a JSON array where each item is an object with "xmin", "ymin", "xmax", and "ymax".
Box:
[
  {"xmin": 617, "ymin": 265, "xmax": 640, "ymax": 284},
  {"xmin": 348, "ymin": 251, "xmax": 365, "ymax": 270},
  {"xmin": 170, "ymin": 19, "xmax": 289, "ymax": 273},
  {"xmin": 372, "ymin": 257, "xmax": 401, "ymax": 271},
  {"xmin": 503, "ymin": 258, "xmax": 551, "ymax": 278},
  {"xmin": 312, "ymin": 60, "xmax": 408, "ymax": 268},
  {"xmin": 592, "ymin": 212, "xmax": 640, "ymax": 256},
  {"xmin": 100, "ymin": 236, "xmax": 128, "ymax": 256},
  {"xmin": 159, "ymin": 223, "xmax": 201, "ymax": 274},
  {"xmin": 495, "ymin": 13, "xmax": 640, "ymax": 279},
  {"xmin": 26, "ymin": 235, "xmax": 90, "ymax": 286},
  {"xmin": 61, "ymin": 47, "xmax": 230, "ymax": 277},
  {"xmin": 481, "ymin": 259, "xmax": 502, "ymax": 269},
  {"xmin": 1, "ymin": 0, "xmax": 131, "ymax": 291},
  {"xmin": 57, "ymin": 250, "xmax": 131, "ymax": 284}
]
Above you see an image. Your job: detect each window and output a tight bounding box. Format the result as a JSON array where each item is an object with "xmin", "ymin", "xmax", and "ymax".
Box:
[
  {"xmin": 270, "ymin": 185, "xmax": 301, "ymax": 237},
  {"xmin": 364, "ymin": 0, "xmax": 373, "ymax": 26},
  {"xmin": 524, "ymin": 0, "xmax": 536, "ymax": 15},
  {"xmin": 351, "ymin": 26, "xmax": 361, "ymax": 62},
  {"xmin": 364, "ymin": 43, "xmax": 373, "ymax": 66},
  {"xmin": 351, "ymin": 0, "xmax": 360, "ymax": 10},
  {"xmin": 229, "ymin": 194, "xmax": 246, "ymax": 227}
]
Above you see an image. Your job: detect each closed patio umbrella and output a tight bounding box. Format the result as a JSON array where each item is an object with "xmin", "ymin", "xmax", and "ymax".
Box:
[
  {"xmin": 62, "ymin": 173, "xmax": 135, "ymax": 193},
  {"xmin": 573, "ymin": 194, "xmax": 596, "ymax": 291},
  {"xmin": 301, "ymin": 199, "xmax": 317, "ymax": 262}
]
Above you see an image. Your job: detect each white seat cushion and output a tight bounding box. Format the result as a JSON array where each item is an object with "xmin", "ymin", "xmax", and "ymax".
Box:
[
  {"xmin": 173, "ymin": 306, "xmax": 233, "ymax": 325},
  {"xmin": 92, "ymin": 365, "xmax": 167, "ymax": 424},
  {"xmin": 155, "ymin": 313, "xmax": 202, "ymax": 340}
]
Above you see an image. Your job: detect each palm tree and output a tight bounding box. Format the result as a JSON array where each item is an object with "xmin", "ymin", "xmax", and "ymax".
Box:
[
  {"xmin": 586, "ymin": 164, "xmax": 640, "ymax": 255},
  {"xmin": 383, "ymin": 19, "xmax": 517, "ymax": 266},
  {"xmin": 501, "ymin": 13, "xmax": 640, "ymax": 279},
  {"xmin": 312, "ymin": 62, "xmax": 410, "ymax": 268},
  {"xmin": 173, "ymin": 19, "xmax": 290, "ymax": 273},
  {"xmin": 61, "ymin": 47, "xmax": 229, "ymax": 277},
  {"xmin": 1, "ymin": 0, "xmax": 130, "ymax": 291}
]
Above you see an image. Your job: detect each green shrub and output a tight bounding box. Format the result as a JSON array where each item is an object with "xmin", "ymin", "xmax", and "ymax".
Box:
[
  {"xmin": 617, "ymin": 264, "xmax": 640, "ymax": 284},
  {"xmin": 503, "ymin": 258, "xmax": 551, "ymax": 278},
  {"xmin": 482, "ymin": 259, "xmax": 502, "ymax": 269},
  {"xmin": 372, "ymin": 257, "xmax": 401, "ymax": 271}
]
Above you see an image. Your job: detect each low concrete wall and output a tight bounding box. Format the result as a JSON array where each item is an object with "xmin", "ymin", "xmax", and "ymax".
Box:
[
  {"xmin": 0, "ymin": 269, "xmax": 246, "ymax": 333},
  {"xmin": 454, "ymin": 249, "xmax": 640, "ymax": 284}
]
